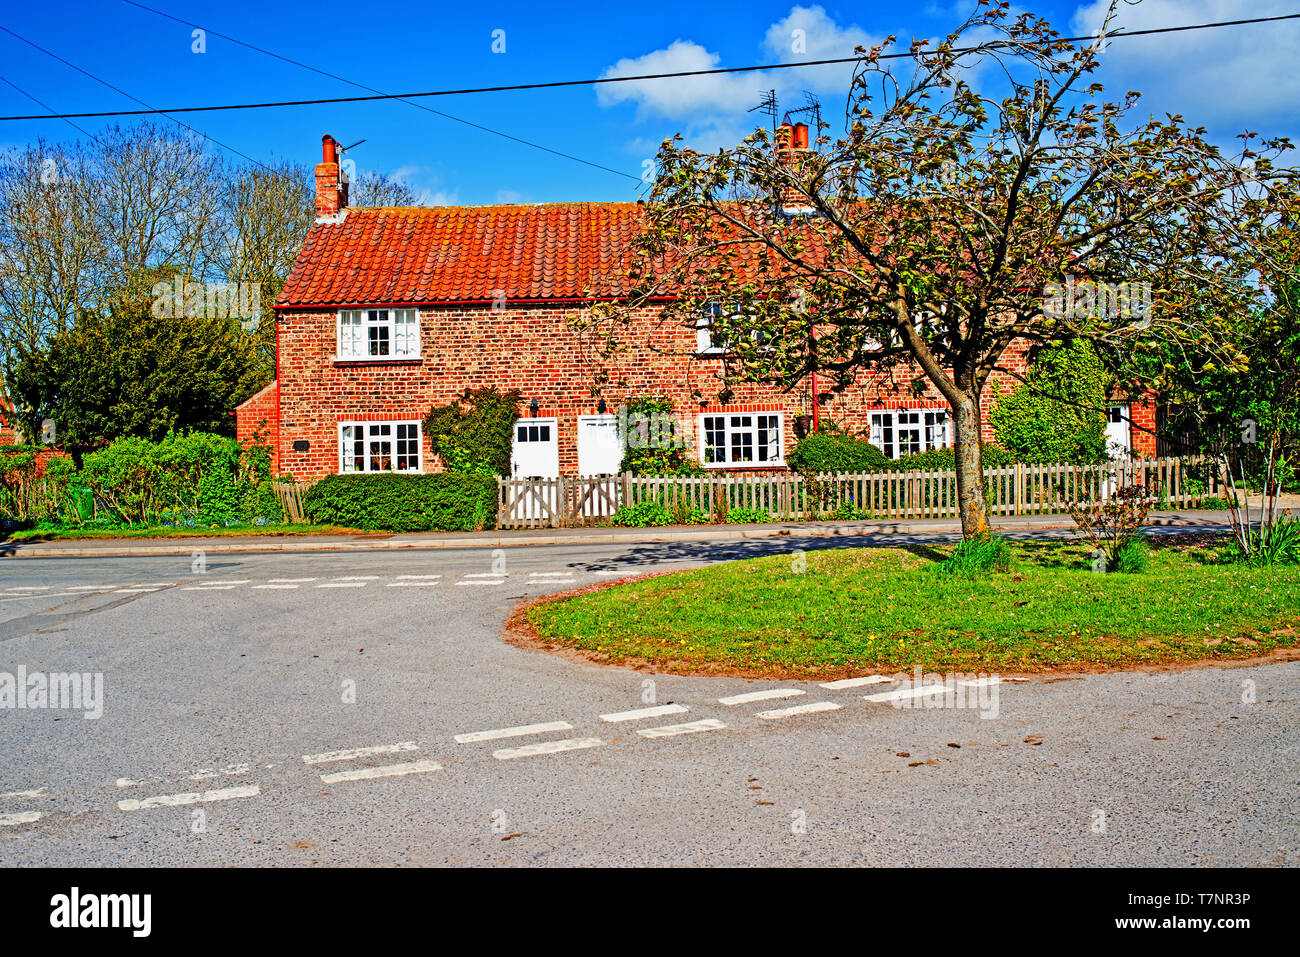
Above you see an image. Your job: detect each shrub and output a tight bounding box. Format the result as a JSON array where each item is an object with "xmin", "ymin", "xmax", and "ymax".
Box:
[
  {"xmin": 610, "ymin": 501, "xmax": 674, "ymax": 527},
  {"xmin": 893, "ymin": 444, "xmax": 1014, "ymax": 471},
  {"xmin": 787, "ymin": 431, "xmax": 892, "ymax": 473},
  {"xmin": 618, "ymin": 396, "xmax": 703, "ymax": 475},
  {"xmin": 725, "ymin": 506, "xmax": 773, "ymax": 524},
  {"xmin": 423, "ymin": 387, "xmax": 521, "ymax": 476},
  {"xmin": 936, "ymin": 535, "xmax": 1012, "ymax": 576},
  {"xmin": 1229, "ymin": 514, "xmax": 1300, "ymax": 566},
  {"xmin": 1067, "ymin": 483, "xmax": 1157, "ymax": 572},
  {"xmin": 1114, "ymin": 538, "xmax": 1149, "ymax": 574},
  {"xmin": 302, "ymin": 473, "xmax": 497, "ymax": 532},
  {"xmin": 989, "ymin": 339, "xmax": 1109, "ymax": 463}
]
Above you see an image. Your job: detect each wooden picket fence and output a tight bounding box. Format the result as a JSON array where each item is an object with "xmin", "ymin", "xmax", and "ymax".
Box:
[{"xmin": 496, "ymin": 456, "xmax": 1221, "ymax": 529}]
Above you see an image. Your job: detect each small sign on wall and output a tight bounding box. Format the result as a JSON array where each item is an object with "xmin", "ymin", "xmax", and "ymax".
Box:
[{"xmin": 292, "ymin": 440, "xmax": 310, "ymax": 452}]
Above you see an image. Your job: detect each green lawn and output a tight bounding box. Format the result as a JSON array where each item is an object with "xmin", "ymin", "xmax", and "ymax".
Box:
[
  {"xmin": 525, "ymin": 536, "xmax": 1300, "ymax": 677},
  {"xmin": 4, "ymin": 523, "xmax": 368, "ymax": 542}
]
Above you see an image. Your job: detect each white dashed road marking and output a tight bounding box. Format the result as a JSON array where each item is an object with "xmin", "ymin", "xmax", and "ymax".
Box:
[
  {"xmin": 454, "ymin": 721, "xmax": 572, "ymax": 743},
  {"xmin": 319, "ymin": 759, "xmax": 443, "ymax": 784},
  {"xmin": 0, "ymin": 788, "xmax": 46, "ymax": 799},
  {"xmin": 819, "ymin": 676, "xmax": 895, "ymax": 689},
  {"xmin": 599, "ymin": 704, "xmax": 688, "ymax": 723},
  {"xmin": 333, "ymin": 576, "xmax": 380, "ymax": 581},
  {"xmin": 117, "ymin": 784, "xmax": 261, "ymax": 812},
  {"xmin": 189, "ymin": 763, "xmax": 252, "ymax": 781},
  {"xmin": 718, "ymin": 688, "xmax": 805, "ymax": 706},
  {"xmin": 756, "ymin": 701, "xmax": 842, "ymax": 720},
  {"xmin": 396, "ymin": 574, "xmax": 442, "ymax": 580},
  {"xmin": 456, "ymin": 579, "xmax": 505, "ymax": 586},
  {"xmin": 387, "ymin": 580, "xmax": 440, "ymax": 587},
  {"xmin": 638, "ymin": 719, "xmax": 727, "ymax": 738},
  {"xmin": 316, "ymin": 582, "xmax": 366, "ymax": 588},
  {"xmin": 181, "ymin": 585, "xmax": 237, "ymax": 591},
  {"xmin": 268, "ymin": 578, "xmax": 317, "ymax": 584},
  {"xmin": 301, "ymin": 742, "xmax": 421, "ymax": 765},
  {"xmin": 864, "ymin": 685, "xmax": 950, "ymax": 703},
  {"xmin": 493, "ymin": 737, "xmax": 602, "ymax": 760},
  {"xmin": 253, "ymin": 584, "xmax": 298, "ymax": 590},
  {"xmin": 0, "ymin": 811, "xmax": 43, "ymax": 826}
]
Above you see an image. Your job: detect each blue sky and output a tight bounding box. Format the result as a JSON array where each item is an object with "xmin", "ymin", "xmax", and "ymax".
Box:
[{"xmin": 1, "ymin": 0, "xmax": 1296, "ymax": 205}]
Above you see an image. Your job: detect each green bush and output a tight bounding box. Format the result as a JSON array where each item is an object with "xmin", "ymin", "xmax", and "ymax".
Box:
[
  {"xmin": 787, "ymin": 431, "xmax": 892, "ymax": 473},
  {"xmin": 74, "ymin": 431, "xmax": 281, "ymax": 526},
  {"xmin": 893, "ymin": 444, "xmax": 1014, "ymax": 471},
  {"xmin": 936, "ymin": 535, "xmax": 1012, "ymax": 576},
  {"xmin": 302, "ymin": 473, "xmax": 496, "ymax": 532},
  {"xmin": 610, "ymin": 501, "xmax": 674, "ymax": 527},
  {"xmin": 618, "ymin": 396, "xmax": 703, "ymax": 475},
  {"xmin": 1114, "ymin": 538, "xmax": 1149, "ymax": 574},
  {"xmin": 725, "ymin": 506, "xmax": 773, "ymax": 524},
  {"xmin": 989, "ymin": 340, "xmax": 1109, "ymax": 463}
]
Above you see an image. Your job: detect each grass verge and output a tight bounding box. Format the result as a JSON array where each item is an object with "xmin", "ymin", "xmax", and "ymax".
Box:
[{"xmin": 520, "ymin": 536, "xmax": 1300, "ymax": 677}]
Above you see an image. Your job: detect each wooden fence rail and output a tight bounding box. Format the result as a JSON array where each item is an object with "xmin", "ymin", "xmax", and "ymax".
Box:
[
  {"xmin": 496, "ymin": 456, "xmax": 1221, "ymax": 529},
  {"xmin": 271, "ymin": 480, "xmax": 310, "ymax": 524}
]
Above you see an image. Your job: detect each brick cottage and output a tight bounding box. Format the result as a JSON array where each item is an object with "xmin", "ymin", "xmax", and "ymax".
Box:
[{"xmin": 237, "ymin": 133, "xmax": 1157, "ymax": 482}]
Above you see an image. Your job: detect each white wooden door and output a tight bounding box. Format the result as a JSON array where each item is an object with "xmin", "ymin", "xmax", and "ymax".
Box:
[
  {"xmin": 576, "ymin": 415, "xmax": 622, "ymax": 476},
  {"xmin": 510, "ymin": 418, "xmax": 559, "ymax": 522},
  {"xmin": 1105, "ymin": 404, "xmax": 1131, "ymax": 460},
  {"xmin": 576, "ymin": 414, "xmax": 622, "ymax": 520}
]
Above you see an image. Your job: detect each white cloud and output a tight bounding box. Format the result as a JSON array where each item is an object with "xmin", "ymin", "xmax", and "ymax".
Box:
[
  {"xmin": 597, "ymin": 39, "xmax": 760, "ymax": 120},
  {"xmin": 495, "ymin": 188, "xmax": 524, "ymax": 203},
  {"xmin": 1071, "ymin": 0, "xmax": 1300, "ymax": 132},
  {"xmin": 597, "ymin": 5, "xmax": 883, "ymax": 153}
]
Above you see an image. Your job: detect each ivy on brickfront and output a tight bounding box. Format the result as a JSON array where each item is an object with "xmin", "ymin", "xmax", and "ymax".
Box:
[{"xmin": 423, "ymin": 387, "xmax": 521, "ymax": 477}]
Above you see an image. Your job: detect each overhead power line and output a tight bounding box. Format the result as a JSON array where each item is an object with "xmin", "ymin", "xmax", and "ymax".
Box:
[
  {"xmin": 0, "ymin": 24, "xmax": 268, "ymax": 169},
  {"xmin": 119, "ymin": 0, "xmax": 640, "ymax": 182},
  {"xmin": 2, "ymin": 12, "xmax": 1298, "ymax": 122}
]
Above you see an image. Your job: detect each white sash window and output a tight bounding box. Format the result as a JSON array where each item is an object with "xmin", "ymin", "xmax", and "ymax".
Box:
[
  {"xmin": 337, "ymin": 309, "xmax": 421, "ymax": 360},
  {"xmin": 339, "ymin": 421, "xmax": 422, "ymax": 473}
]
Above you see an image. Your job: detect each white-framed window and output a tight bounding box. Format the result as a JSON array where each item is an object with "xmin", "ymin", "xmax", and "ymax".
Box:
[
  {"xmin": 337, "ymin": 308, "xmax": 420, "ymax": 360},
  {"xmin": 338, "ymin": 420, "xmax": 422, "ymax": 473},
  {"xmin": 699, "ymin": 413, "xmax": 783, "ymax": 467},
  {"xmin": 869, "ymin": 409, "xmax": 951, "ymax": 459},
  {"xmin": 696, "ymin": 301, "xmax": 771, "ymax": 355}
]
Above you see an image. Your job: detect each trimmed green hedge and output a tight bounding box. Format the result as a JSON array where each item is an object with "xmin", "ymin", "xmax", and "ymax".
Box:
[
  {"xmin": 788, "ymin": 430, "xmax": 1015, "ymax": 474},
  {"xmin": 786, "ymin": 431, "xmax": 894, "ymax": 473},
  {"xmin": 302, "ymin": 473, "xmax": 497, "ymax": 532}
]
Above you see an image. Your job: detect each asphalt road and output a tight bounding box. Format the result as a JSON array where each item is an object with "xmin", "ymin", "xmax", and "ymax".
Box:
[{"xmin": 0, "ymin": 533, "xmax": 1295, "ymax": 866}]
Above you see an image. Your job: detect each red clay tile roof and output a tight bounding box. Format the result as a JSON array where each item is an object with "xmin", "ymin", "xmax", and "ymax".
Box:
[{"xmin": 276, "ymin": 202, "xmax": 645, "ymax": 308}]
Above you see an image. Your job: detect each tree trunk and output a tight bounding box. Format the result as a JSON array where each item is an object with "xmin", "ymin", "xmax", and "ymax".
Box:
[{"xmin": 952, "ymin": 391, "xmax": 991, "ymax": 539}]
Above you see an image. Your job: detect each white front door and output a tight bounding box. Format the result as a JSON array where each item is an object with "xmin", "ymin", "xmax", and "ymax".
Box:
[
  {"xmin": 1105, "ymin": 404, "xmax": 1131, "ymax": 460},
  {"xmin": 509, "ymin": 418, "xmax": 560, "ymax": 523},
  {"xmin": 576, "ymin": 415, "xmax": 622, "ymax": 476},
  {"xmin": 510, "ymin": 418, "xmax": 559, "ymax": 478},
  {"xmin": 575, "ymin": 414, "xmax": 622, "ymax": 520}
]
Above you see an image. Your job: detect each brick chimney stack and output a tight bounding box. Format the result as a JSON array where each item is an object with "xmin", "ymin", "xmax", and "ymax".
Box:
[
  {"xmin": 776, "ymin": 120, "xmax": 812, "ymax": 215},
  {"xmin": 315, "ymin": 134, "xmax": 349, "ymax": 221}
]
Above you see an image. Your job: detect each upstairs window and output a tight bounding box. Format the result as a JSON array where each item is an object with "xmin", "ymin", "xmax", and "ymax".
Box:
[
  {"xmin": 337, "ymin": 308, "xmax": 420, "ymax": 360},
  {"xmin": 696, "ymin": 302, "xmax": 771, "ymax": 355}
]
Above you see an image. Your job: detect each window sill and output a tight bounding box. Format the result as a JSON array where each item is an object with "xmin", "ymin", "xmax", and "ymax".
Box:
[
  {"xmin": 701, "ymin": 461, "xmax": 787, "ymax": 470},
  {"xmin": 332, "ymin": 356, "xmax": 423, "ymax": 365}
]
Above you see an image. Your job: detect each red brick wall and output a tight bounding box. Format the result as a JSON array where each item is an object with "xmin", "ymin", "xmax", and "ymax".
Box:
[
  {"xmin": 235, "ymin": 380, "xmax": 280, "ymax": 472},
  {"xmin": 267, "ymin": 302, "xmax": 1043, "ymax": 481}
]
